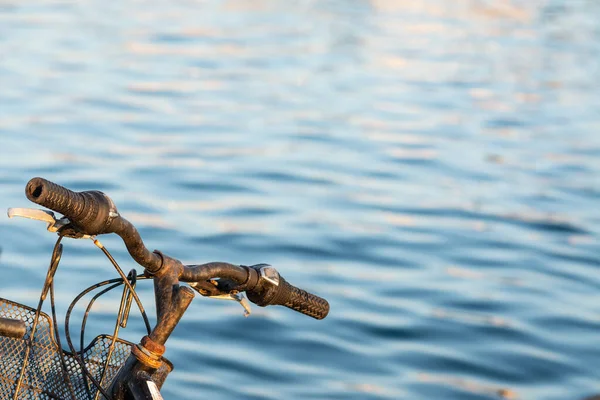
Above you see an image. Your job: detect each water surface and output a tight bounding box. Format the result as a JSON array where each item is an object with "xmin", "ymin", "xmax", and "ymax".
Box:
[{"xmin": 1, "ymin": 1, "xmax": 599, "ymax": 399}]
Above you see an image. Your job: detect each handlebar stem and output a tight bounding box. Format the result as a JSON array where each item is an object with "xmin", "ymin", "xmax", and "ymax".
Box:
[{"xmin": 148, "ymin": 252, "xmax": 194, "ymax": 345}]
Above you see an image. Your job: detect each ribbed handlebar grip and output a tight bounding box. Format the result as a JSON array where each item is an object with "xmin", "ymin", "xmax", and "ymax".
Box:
[
  {"xmin": 26, "ymin": 177, "xmax": 86, "ymax": 219},
  {"xmin": 25, "ymin": 177, "xmax": 115, "ymax": 234},
  {"xmin": 271, "ymin": 277, "xmax": 330, "ymax": 320}
]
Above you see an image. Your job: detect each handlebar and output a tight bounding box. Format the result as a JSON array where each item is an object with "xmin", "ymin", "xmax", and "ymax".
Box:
[{"xmin": 23, "ymin": 177, "xmax": 329, "ymax": 320}]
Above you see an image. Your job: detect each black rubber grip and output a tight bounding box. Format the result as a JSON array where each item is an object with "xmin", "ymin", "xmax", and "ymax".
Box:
[
  {"xmin": 270, "ymin": 277, "xmax": 330, "ymax": 320},
  {"xmin": 0, "ymin": 317, "xmax": 26, "ymax": 339},
  {"xmin": 25, "ymin": 177, "xmax": 115, "ymax": 235},
  {"xmin": 26, "ymin": 177, "xmax": 86, "ymax": 218}
]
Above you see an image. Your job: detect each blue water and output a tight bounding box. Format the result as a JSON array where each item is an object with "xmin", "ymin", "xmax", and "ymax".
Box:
[{"xmin": 1, "ymin": 1, "xmax": 600, "ymax": 399}]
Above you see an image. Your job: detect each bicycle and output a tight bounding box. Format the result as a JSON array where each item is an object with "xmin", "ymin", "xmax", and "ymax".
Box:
[{"xmin": 0, "ymin": 177, "xmax": 330, "ymax": 400}]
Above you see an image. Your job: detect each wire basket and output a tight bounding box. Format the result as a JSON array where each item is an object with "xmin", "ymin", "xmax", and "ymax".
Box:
[{"xmin": 0, "ymin": 298, "xmax": 132, "ymax": 399}]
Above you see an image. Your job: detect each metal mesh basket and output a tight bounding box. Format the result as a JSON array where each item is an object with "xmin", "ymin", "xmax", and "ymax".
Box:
[{"xmin": 0, "ymin": 298, "xmax": 132, "ymax": 399}]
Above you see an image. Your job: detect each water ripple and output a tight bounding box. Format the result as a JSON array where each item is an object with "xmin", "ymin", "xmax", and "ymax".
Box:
[{"xmin": 1, "ymin": 1, "xmax": 599, "ymax": 399}]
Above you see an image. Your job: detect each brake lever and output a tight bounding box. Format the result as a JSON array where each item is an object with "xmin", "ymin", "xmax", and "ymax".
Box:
[
  {"xmin": 209, "ymin": 292, "xmax": 252, "ymax": 317},
  {"xmin": 189, "ymin": 281, "xmax": 252, "ymax": 317},
  {"xmin": 7, "ymin": 208, "xmax": 90, "ymax": 238}
]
